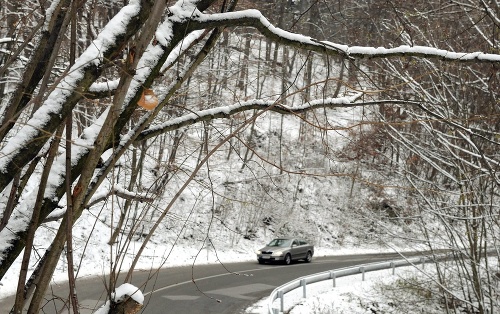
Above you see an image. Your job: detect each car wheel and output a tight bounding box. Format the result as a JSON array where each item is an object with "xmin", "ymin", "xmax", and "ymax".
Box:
[
  {"xmin": 284, "ymin": 254, "xmax": 292, "ymax": 265},
  {"xmin": 258, "ymin": 259, "xmax": 265, "ymax": 264},
  {"xmin": 305, "ymin": 251, "xmax": 312, "ymax": 263}
]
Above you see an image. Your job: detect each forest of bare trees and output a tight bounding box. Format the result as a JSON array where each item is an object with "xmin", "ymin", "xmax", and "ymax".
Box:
[{"xmin": 1, "ymin": 0, "xmax": 499, "ymax": 313}]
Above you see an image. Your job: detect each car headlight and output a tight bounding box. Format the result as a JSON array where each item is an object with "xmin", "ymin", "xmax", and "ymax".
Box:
[
  {"xmin": 255, "ymin": 250, "xmax": 261, "ymax": 254},
  {"xmin": 272, "ymin": 251, "xmax": 283, "ymax": 256}
]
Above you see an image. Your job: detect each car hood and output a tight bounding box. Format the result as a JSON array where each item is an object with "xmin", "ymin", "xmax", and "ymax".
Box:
[{"xmin": 259, "ymin": 245, "xmax": 288, "ymax": 252}]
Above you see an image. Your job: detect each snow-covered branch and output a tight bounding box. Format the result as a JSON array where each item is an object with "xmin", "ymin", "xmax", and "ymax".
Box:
[
  {"xmin": 191, "ymin": 9, "xmax": 500, "ymax": 63},
  {"xmin": 86, "ymin": 184, "xmax": 154, "ymax": 209},
  {"xmin": 0, "ymin": 0, "xmax": 155, "ymax": 194},
  {"xmin": 0, "ymin": 37, "xmax": 16, "ymax": 45},
  {"xmin": 138, "ymin": 93, "xmax": 363, "ymax": 141},
  {"xmin": 43, "ymin": 185, "xmax": 153, "ymax": 223}
]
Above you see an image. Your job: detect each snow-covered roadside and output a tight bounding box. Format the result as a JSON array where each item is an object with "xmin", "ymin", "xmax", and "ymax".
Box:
[
  {"xmin": 247, "ymin": 257, "xmax": 500, "ymax": 314},
  {"xmin": 245, "ymin": 266, "xmax": 443, "ymax": 314}
]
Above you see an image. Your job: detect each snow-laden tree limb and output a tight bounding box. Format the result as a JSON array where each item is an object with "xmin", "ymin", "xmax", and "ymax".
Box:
[
  {"xmin": 138, "ymin": 93, "xmax": 363, "ymax": 141},
  {"xmin": 0, "ymin": 0, "xmax": 155, "ymax": 195},
  {"xmin": 0, "ymin": 0, "xmax": 186, "ymax": 280},
  {"xmin": 43, "ymin": 185, "xmax": 154, "ymax": 223},
  {"xmin": 189, "ymin": 9, "xmax": 500, "ymax": 63},
  {"xmin": 85, "ymin": 30, "xmax": 207, "ymax": 99},
  {"xmin": 86, "ymin": 184, "xmax": 154, "ymax": 208},
  {"xmin": 0, "ymin": 110, "xmax": 108, "ymax": 278}
]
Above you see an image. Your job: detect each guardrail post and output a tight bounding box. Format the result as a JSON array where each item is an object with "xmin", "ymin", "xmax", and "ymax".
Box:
[
  {"xmin": 420, "ymin": 257, "xmax": 425, "ymax": 269},
  {"xmin": 278, "ymin": 290, "xmax": 284, "ymax": 313},
  {"xmin": 330, "ymin": 271, "xmax": 336, "ymax": 287},
  {"xmin": 361, "ymin": 267, "xmax": 365, "ymax": 281},
  {"xmin": 391, "ymin": 262, "xmax": 395, "ymax": 275},
  {"xmin": 300, "ymin": 279, "xmax": 307, "ymax": 298}
]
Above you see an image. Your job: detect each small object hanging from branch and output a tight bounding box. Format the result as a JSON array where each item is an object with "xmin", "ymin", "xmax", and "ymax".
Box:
[{"xmin": 137, "ymin": 88, "xmax": 159, "ymax": 110}]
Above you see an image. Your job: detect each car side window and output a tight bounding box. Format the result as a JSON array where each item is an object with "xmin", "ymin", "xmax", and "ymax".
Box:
[{"xmin": 293, "ymin": 240, "xmax": 298, "ymax": 246}]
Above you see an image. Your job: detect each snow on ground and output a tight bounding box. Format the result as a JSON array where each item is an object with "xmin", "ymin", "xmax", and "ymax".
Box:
[{"xmin": 246, "ymin": 265, "xmax": 444, "ymax": 314}]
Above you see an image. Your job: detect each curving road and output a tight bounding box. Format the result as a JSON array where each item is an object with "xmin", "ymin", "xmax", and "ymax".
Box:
[{"xmin": 0, "ymin": 252, "xmax": 413, "ymax": 313}]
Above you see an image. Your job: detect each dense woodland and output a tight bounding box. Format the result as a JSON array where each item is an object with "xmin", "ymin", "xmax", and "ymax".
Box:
[{"xmin": 0, "ymin": 0, "xmax": 499, "ymax": 313}]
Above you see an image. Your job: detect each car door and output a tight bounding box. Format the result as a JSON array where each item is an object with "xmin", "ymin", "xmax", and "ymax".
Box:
[
  {"xmin": 290, "ymin": 239, "xmax": 305, "ymax": 259},
  {"xmin": 298, "ymin": 239, "xmax": 309, "ymax": 258}
]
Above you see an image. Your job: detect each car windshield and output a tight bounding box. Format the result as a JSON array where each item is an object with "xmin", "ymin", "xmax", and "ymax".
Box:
[{"xmin": 267, "ymin": 239, "xmax": 292, "ymax": 247}]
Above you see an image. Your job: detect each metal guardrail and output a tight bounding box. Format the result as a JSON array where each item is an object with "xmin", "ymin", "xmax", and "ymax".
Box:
[{"xmin": 267, "ymin": 256, "xmax": 430, "ymax": 314}]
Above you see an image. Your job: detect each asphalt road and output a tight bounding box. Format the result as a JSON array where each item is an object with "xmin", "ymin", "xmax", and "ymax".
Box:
[{"xmin": 0, "ymin": 252, "xmax": 411, "ymax": 313}]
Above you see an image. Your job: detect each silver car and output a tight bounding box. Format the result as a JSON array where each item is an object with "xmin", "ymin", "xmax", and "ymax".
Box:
[{"xmin": 256, "ymin": 237, "xmax": 314, "ymax": 265}]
